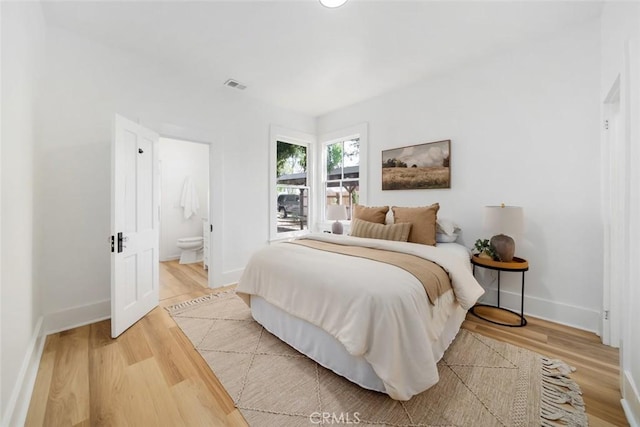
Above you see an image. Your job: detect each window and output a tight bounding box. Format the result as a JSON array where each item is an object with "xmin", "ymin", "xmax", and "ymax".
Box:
[
  {"xmin": 320, "ymin": 124, "xmax": 367, "ymax": 227},
  {"xmin": 277, "ymin": 140, "xmax": 309, "ymax": 232},
  {"xmin": 270, "ymin": 126, "xmax": 315, "ymax": 240},
  {"xmin": 325, "ymin": 138, "xmax": 360, "ymax": 220}
]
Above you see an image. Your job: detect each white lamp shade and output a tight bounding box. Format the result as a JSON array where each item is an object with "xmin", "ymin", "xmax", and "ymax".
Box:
[
  {"xmin": 483, "ymin": 205, "xmax": 524, "ymax": 241},
  {"xmin": 326, "ymin": 204, "xmax": 348, "ymax": 221}
]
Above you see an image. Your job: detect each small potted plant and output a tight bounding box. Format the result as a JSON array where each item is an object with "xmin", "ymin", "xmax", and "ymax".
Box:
[{"xmin": 473, "ymin": 239, "xmax": 499, "ymax": 260}]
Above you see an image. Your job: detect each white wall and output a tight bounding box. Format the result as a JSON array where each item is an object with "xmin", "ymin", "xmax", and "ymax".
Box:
[
  {"xmin": 601, "ymin": 3, "xmax": 640, "ymax": 425},
  {"xmin": 318, "ymin": 21, "xmax": 602, "ymax": 332},
  {"xmin": 0, "ymin": 2, "xmax": 46, "ymax": 424},
  {"xmin": 36, "ymin": 25, "xmax": 315, "ymax": 331},
  {"xmin": 159, "ymin": 138, "xmax": 209, "ymax": 261}
]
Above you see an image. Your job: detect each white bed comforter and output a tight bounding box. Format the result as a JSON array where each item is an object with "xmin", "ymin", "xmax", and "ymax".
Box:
[{"xmin": 236, "ymin": 233, "xmax": 484, "ymax": 400}]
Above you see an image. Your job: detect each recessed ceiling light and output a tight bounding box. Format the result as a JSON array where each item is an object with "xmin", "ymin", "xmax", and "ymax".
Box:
[{"xmin": 319, "ymin": 0, "xmax": 348, "ymax": 8}]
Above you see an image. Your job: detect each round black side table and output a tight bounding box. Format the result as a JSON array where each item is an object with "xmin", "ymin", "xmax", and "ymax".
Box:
[{"xmin": 469, "ymin": 255, "xmax": 529, "ymax": 327}]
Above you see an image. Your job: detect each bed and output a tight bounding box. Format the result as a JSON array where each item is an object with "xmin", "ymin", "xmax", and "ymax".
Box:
[{"xmin": 236, "ymin": 232, "xmax": 484, "ymax": 401}]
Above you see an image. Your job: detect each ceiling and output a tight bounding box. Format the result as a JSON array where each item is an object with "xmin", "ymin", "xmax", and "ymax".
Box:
[{"xmin": 41, "ymin": 1, "xmax": 603, "ymax": 117}]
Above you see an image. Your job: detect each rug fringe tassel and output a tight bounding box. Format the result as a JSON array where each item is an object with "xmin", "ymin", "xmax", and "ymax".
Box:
[
  {"xmin": 540, "ymin": 357, "xmax": 588, "ymax": 426},
  {"xmin": 542, "ymin": 358, "xmax": 576, "ymax": 376},
  {"xmin": 166, "ymin": 289, "xmax": 236, "ymax": 312},
  {"xmin": 165, "ymin": 294, "xmax": 213, "ymax": 312}
]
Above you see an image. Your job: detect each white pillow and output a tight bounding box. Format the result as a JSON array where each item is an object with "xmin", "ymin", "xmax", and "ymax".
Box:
[
  {"xmin": 436, "ymin": 232, "xmax": 458, "ymax": 243},
  {"xmin": 385, "ymin": 208, "xmax": 394, "ymax": 225},
  {"xmin": 436, "ymin": 218, "xmax": 460, "ymax": 236}
]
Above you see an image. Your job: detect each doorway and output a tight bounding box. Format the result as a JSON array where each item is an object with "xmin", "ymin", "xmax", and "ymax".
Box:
[{"xmin": 157, "ymin": 137, "xmax": 211, "ymax": 302}]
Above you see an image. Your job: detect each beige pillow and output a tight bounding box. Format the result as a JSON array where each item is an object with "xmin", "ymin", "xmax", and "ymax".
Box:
[
  {"xmin": 392, "ymin": 203, "xmax": 440, "ymax": 246},
  {"xmin": 350, "ymin": 218, "xmax": 412, "ymax": 242},
  {"xmin": 353, "ymin": 204, "xmax": 389, "ymax": 224}
]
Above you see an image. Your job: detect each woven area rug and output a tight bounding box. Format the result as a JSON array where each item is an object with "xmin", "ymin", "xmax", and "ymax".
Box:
[{"xmin": 167, "ymin": 291, "xmax": 588, "ymax": 426}]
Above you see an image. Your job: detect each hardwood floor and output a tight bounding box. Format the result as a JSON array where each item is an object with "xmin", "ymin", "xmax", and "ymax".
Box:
[
  {"xmin": 25, "ymin": 263, "xmax": 627, "ymax": 426},
  {"xmin": 25, "ymin": 261, "xmax": 248, "ymax": 427},
  {"xmin": 159, "ymin": 259, "xmax": 210, "ymax": 302}
]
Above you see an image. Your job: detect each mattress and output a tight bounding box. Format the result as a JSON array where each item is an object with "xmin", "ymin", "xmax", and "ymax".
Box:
[{"xmin": 250, "ymin": 292, "xmax": 468, "ymax": 393}]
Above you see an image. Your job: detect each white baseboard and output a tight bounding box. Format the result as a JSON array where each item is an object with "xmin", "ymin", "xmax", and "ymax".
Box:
[
  {"xmin": 622, "ymin": 370, "xmax": 640, "ymax": 427},
  {"xmin": 1, "ymin": 317, "xmax": 45, "ymax": 427},
  {"xmin": 480, "ymin": 288, "xmax": 601, "ymax": 333},
  {"xmin": 44, "ymin": 299, "xmax": 110, "ymax": 335}
]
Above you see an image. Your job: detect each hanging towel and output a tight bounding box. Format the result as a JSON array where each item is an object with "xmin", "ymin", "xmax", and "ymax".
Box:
[{"xmin": 180, "ymin": 176, "xmax": 200, "ymax": 219}]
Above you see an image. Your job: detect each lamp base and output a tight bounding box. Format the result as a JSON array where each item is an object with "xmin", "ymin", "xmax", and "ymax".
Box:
[
  {"xmin": 490, "ymin": 234, "xmax": 515, "ymax": 262},
  {"xmin": 332, "ymin": 221, "xmax": 344, "ymax": 235}
]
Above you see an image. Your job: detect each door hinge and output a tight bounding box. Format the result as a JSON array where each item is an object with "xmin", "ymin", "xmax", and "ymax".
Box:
[
  {"xmin": 604, "ymin": 119, "xmax": 609, "ymax": 130},
  {"xmin": 604, "ymin": 310, "xmax": 609, "ymax": 320},
  {"xmin": 111, "ymin": 235, "xmax": 115, "ymax": 253},
  {"xmin": 210, "ymin": 224, "xmax": 213, "ymax": 233}
]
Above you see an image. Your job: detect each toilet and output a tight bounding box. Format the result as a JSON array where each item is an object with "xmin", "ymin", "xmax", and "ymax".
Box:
[{"xmin": 176, "ymin": 236, "xmax": 204, "ymax": 264}]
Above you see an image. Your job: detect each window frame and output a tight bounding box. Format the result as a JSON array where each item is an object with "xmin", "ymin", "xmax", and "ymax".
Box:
[
  {"xmin": 318, "ymin": 123, "xmax": 368, "ymax": 230},
  {"xmin": 269, "ymin": 126, "xmax": 315, "ymax": 241}
]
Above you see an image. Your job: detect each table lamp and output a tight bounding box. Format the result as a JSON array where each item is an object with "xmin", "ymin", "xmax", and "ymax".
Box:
[
  {"xmin": 483, "ymin": 204, "xmax": 523, "ymax": 262},
  {"xmin": 327, "ymin": 204, "xmax": 348, "ymax": 234}
]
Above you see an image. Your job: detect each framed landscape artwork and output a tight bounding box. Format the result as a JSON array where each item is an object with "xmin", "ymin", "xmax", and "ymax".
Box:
[{"xmin": 382, "ymin": 140, "xmax": 451, "ymax": 190}]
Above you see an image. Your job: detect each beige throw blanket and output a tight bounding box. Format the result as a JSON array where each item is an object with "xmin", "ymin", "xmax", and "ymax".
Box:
[{"xmin": 288, "ymin": 239, "xmax": 451, "ymax": 304}]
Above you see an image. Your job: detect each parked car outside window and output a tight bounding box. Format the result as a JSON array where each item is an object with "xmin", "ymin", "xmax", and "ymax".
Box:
[{"xmin": 277, "ymin": 194, "xmax": 301, "ymax": 218}]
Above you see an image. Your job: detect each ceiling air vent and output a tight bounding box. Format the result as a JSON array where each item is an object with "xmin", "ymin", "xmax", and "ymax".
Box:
[{"xmin": 224, "ymin": 79, "xmax": 247, "ymax": 90}]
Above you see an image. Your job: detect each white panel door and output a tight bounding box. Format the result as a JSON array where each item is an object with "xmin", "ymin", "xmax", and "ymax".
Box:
[{"xmin": 111, "ymin": 114, "xmax": 159, "ymax": 338}]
